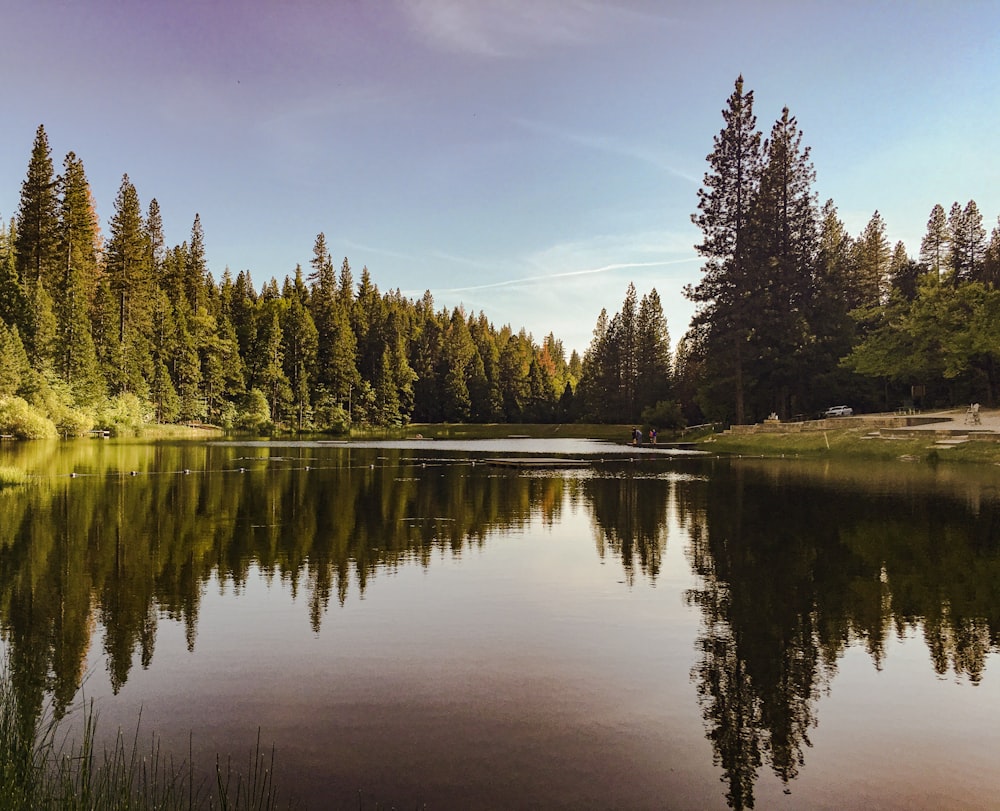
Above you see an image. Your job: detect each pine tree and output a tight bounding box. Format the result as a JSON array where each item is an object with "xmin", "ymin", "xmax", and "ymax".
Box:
[
  {"xmin": 687, "ymin": 76, "xmax": 762, "ymax": 424},
  {"xmin": 888, "ymin": 241, "xmax": 921, "ymax": 301},
  {"xmin": 410, "ymin": 296, "xmax": 444, "ymax": 421},
  {"xmin": 438, "ymin": 307, "xmax": 475, "ymax": 421},
  {"xmin": 747, "ymin": 106, "xmax": 818, "ymax": 416},
  {"xmin": 280, "ymin": 268, "xmax": 318, "ymax": 430},
  {"xmin": 103, "ymin": 174, "xmax": 153, "ymax": 394},
  {"xmin": 0, "ymin": 218, "xmax": 27, "ymax": 330},
  {"xmin": 185, "ymin": 213, "xmax": 208, "ymax": 311},
  {"xmin": 635, "ymin": 288, "xmax": 672, "ymax": 412},
  {"xmin": 147, "ymin": 199, "xmax": 166, "ymax": 278},
  {"xmin": 23, "ymin": 278, "xmax": 57, "ymax": 371},
  {"xmin": 981, "ymin": 218, "xmax": 1000, "ymax": 288},
  {"xmin": 497, "ymin": 330, "xmax": 531, "ymax": 421},
  {"xmin": 308, "ymin": 239, "xmax": 359, "ymax": 412},
  {"xmin": 0, "ymin": 321, "xmax": 32, "ymax": 396},
  {"xmin": 15, "ymin": 125, "xmax": 60, "ymax": 288},
  {"xmin": 469, "ymin": 311, "xmax": 502, "ymax": 420},
  {"xmin": 578, "ymin": 308, "xmax": 611, "ymax": 421},
  {"xmin": 948, "ymin": 200, "xmax": 986, "ymax": 285},
  {"xmin": 919, "ymin": 204, "xmax": 949, "ymax": 279},
  {"xmin": 853, "ymin": 211, "xmax": 891, "ymax": 311},
  {"xmin": 54, "ymin": 152, "xmax": 103, "ymax": 400},
  {"xmin": 618, "ymin": 283, "xmax": 639, "ymax": 420}
]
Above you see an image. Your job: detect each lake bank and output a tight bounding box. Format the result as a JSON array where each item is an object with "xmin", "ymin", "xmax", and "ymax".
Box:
[{"xmin": 699, "ymin": 408, "xmax": 1000, "ymax": 464}]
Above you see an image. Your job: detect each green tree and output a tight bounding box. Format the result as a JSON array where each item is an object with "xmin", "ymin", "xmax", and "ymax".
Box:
[
  {"xmin": 948, "ymin": 200, "xmax": 986, "ymax": 286},
  {"xmin": 438, "ymin": 307, "xmax": 475, "ymax": 421},
  {"xmin": 185, "ymin": 213, "xmax": 208, "ymax": 312},
  {"xmin": 635, "ymin": 288, "xmax": 672, "ymax": 413},
  {"xmin": 981, "ymin": 218, "xmax": 1000, "ymax": 288},
  {"xmin": 687, "ymin": 76, "xmax": 763, "ymax": 424},
  {"xmin": 853, "ymin": 211, "xmax": 891, "ymax": 312},
  {"xmin": 888, "ymin": 241, "xmax": 921, "ymax": 301},
  {"xmin": 497, "ymin": 329, "xmax": 532, "ymax": 421},
  {"xmin": 54, "ymin": 151, "xmax": 103, "ymax": 401},
  {"xmin": 0, "ymin": 322, "xmax": 32, "ymax": 397},
  {"xmin": 746, "ymin": 107, "xmax": 818, "ymax": 417},
  {"xmin": 15, "ymin": 125, "xmax": 60, "ymax": 288},
  {"xmin": 280, "ymin": 267, "xmax": 318, "ymax": 430},
  {"xmin": 102, "ymin": 174, "xmax": 153, "ymax": 395},
  {"xmin": 0, "ymin": 218, "xmax": 27, "ymax": 330},
  {"xmin": 919, "ymin": 203, "xmax": 949, "ymax": 279}
]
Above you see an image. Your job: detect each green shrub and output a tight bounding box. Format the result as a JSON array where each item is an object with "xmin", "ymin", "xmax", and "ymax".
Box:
[
  {"xmin": 641, "ymin": 400, "xmax": 687, "ymax": 431},
  {"xmin": 94, "ymin": 393, "xmax": 152, "ymax": 437},
  {"xmin": 0, "ymin": 397, "xmax": 59, "ymax": 439},
  {"xmin": 312, "ymin": 394, "xmax": 350, "ymax": 434},
  {"xmin": 49, "ymin": 404, "xmax": 95, "ymax": 438},
  {"xmin": 235, "ymin": 388, "xmax": 272, "ymax": 433}
]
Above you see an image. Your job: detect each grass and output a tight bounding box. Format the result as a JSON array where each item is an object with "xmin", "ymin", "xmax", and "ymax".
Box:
[
  {"xmin": 0, "ymin": 466, "xmax": 30, "ymax": 487},
  {"xmin": 699, "ymin": 426, "xmax": 1000, "ymax": 464},
  {"xmin": 0, "ymin": 656, "xmax": 295, "ymax": 810}
]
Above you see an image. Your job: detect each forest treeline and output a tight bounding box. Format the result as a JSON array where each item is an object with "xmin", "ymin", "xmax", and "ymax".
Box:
[
  {"xmin": 0, "ymin": 126, "xmax": 674, "ymax": 436},
  {"xmin": 4, "ymin": 75, "xmax": 1000, "ymax": 436},
  {"xmin": 682, "ymin": 76, "xmax": 1000, "ymax": 424}
]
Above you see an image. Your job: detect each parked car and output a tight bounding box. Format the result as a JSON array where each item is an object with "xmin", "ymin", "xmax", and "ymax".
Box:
[{"xmin": 823, "ymin": 405, "xmax": 853, "ymax": 417}]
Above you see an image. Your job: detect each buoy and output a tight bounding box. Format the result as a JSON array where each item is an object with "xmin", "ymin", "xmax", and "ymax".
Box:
[{"xmin": 130, "ymin": 471, "xmax": 138, "ymax": 476}]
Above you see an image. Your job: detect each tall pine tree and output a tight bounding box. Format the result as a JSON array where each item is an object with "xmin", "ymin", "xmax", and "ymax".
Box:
[{"xmin": 687, "ymin": 76, "xmax": 762, "ymax": 424}]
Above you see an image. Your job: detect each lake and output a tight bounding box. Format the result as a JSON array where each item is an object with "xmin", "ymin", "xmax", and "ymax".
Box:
[{"xmin": 1, "ymin": 438, "xmax": 999, "ymax": 809}]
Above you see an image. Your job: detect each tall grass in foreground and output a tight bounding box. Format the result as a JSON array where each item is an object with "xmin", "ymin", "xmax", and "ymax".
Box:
[
  {"xmin": 0, "ymin": 465, "xmax": 30, "ymax": 487},
  {"xmin": 0, "ymin": 656, "xmax": 295, "ymax": 810}
]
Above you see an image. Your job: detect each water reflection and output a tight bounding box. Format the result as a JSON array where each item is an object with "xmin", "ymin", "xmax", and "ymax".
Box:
[
  {"xmin": 1, "ymin": 442, "xmax": 999, "ymax": 808},
  {"xmin": 683, "ymin": 459, "xmax": 1000, "ymax": 809}
]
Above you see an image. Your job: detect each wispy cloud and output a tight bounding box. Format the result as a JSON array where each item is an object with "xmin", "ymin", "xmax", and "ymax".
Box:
[
  {"xmin": 514, "ymin": 117, "xmax": 699, "ymax": 183},
  {"xmin": 397, "ymin": 0, "xmax": 624, "ymax": 58},
  {"xmin": 438, "ymin": 257, "xmax": 697, "ymax": 294}
]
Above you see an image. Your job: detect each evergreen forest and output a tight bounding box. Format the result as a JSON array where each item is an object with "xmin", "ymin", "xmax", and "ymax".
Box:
[{"xmin": 3, "ymin": 77, "xmax": 1000, "ymax": 437}]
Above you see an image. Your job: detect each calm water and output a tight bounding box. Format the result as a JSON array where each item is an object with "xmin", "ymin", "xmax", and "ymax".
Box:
[{"xmin": 1, "ymin": 438, "xmax": 999, "ymax": 809}]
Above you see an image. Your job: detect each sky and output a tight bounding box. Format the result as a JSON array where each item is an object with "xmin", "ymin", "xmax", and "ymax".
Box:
[{"xmin": 2, "ymin": 1, "xmax": 1000, "ymax": 356}]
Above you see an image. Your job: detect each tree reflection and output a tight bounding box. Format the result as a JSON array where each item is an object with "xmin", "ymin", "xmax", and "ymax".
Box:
[
  {"xmin": 585, "ymin": 470, "xmax": 671, "ymax": 583},
  {"xmin": 1, "ymin": 445, "xmax": 999, "ymax": 807},
  {"xmin": 0, "ymin": 443, "xmax": 569, "ymax": 731},
  {"xmin": 682, "ymin": 459, "xmax": 1000, "ymax": 808}
]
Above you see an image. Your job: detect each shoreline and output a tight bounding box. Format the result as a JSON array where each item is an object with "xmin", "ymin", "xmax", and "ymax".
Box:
[{"xmin": 697, "ymin": 408, "xmax": 1000, "ymax": 465}]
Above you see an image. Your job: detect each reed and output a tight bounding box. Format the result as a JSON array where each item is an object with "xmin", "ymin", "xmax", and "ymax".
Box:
[
  {"xmin": 0, "ymin": 466, "xmax": 29, "ymax": 487},
  {"xmin": 0, "ymin": 656, "xmax": 295, "ymax": 810}
]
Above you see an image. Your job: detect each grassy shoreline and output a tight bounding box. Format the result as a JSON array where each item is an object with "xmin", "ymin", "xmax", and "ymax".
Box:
[
  {"xmin": 6, "ymin": 420, "xmax": 1000, "ymax": 467},
  {"xmin": 699, "ymin": 426, "xmax": 1000, "ymax": 464}
]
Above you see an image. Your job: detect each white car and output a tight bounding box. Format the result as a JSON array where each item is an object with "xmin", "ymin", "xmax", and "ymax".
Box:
[{"xmin": 823, "ymin": 405, "xmax": 853, "ymax": 417}]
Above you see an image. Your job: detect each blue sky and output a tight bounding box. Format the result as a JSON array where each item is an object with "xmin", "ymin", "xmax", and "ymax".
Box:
[{"xmin": 2, "ymin": 1, "xmax": 999, "ymax": 355}]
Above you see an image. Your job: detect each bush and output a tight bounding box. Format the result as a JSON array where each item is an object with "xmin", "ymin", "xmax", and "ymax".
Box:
[
  {"xmin": 54, "ymin": 408, "xmax": 94, "ymax": 438},
  {"xmin": 235, "ymin": 388, "xmax": 272, "ymax": 433},
  {"xmin": 0, "ymin": 397, "xmax": 59, "ymax": 439},
  {"xmin": 641, "ymin": 400, "xmax": 687, "ymax": 431},
  {"xmin": 94, "ymin": 393, "xmax": 152, "ymax": 437}
]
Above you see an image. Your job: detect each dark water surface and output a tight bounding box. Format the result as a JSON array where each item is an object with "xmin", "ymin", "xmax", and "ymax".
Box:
[{"xmin": 1, "ymin": 438, "xmax": 999, "ymax": 809}]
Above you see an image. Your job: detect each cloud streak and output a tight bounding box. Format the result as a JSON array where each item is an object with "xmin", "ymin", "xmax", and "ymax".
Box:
[
  {"xmin": 397, "ymin": 0, "xmax": 628, "ymax": 58},
  {"xmin": 514, "ymin": 117, "xmax": 699, "ymax": 184},
  {"xmin": 437, "ymin": 257, "xmax": 698, "ymax": 294}
]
